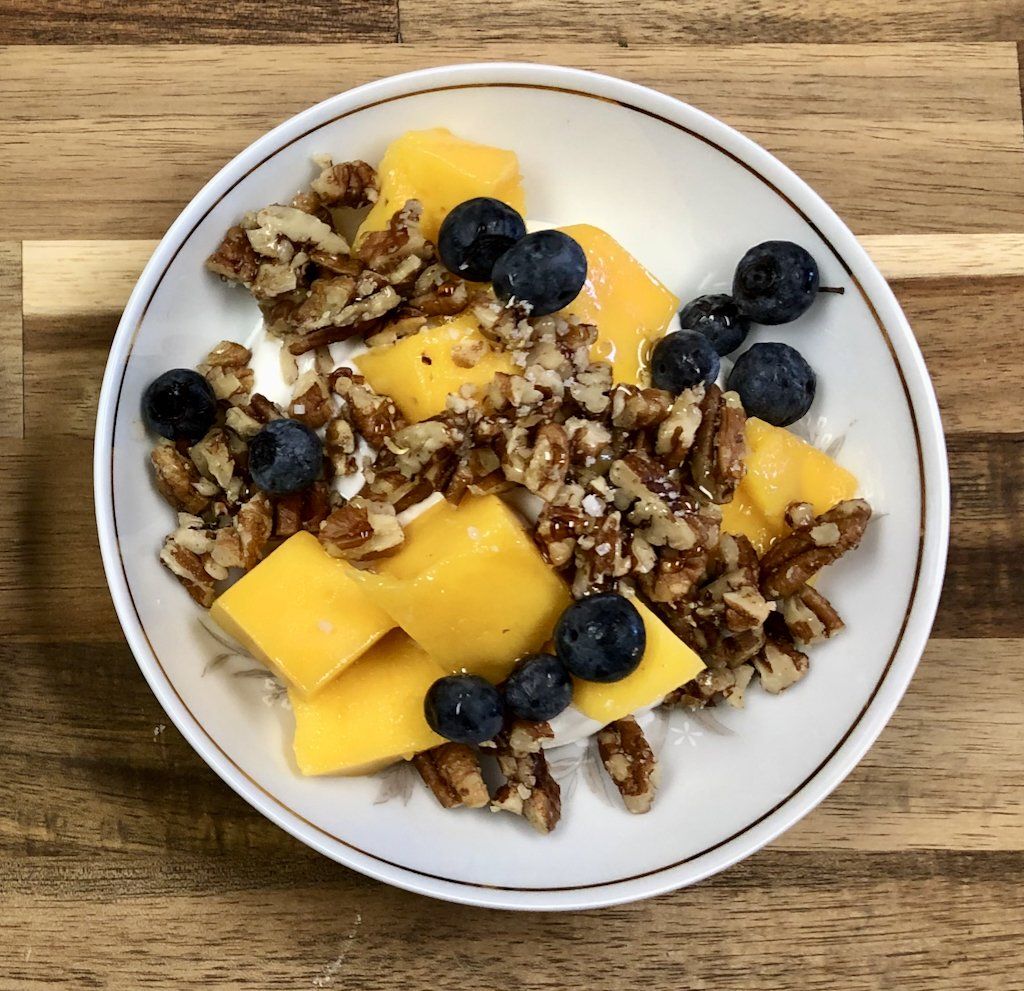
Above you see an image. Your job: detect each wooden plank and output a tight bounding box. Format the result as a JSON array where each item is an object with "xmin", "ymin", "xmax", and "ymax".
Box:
[
  {"xmin": 894, "ymin": 276, "xmax": 1024, "ymax": 433},
  {"xmin": 399, "ymin": 0, "xmax": 1024, "ymax": 45},
  {"xmin": 861, "ymin": 233, "xmax": 1024, "ymax": 279},
  {"xmin": 0, "ymin": 0, "xmax": 398, "ymax": 43},
  {"xmin": 1, "ymin": 850, "xmax": 1022, "ymax": 989},
  {"xmin": 1, "ymin": 44, "xmax": 1023, "ymax": 239},
  {"xmin": 0, "ymin": 637, "xmax": 1018, "ymax": 860},
  {"xmin": 0, "ymin": 439, "xmax": 121, "ymax": 642},
  {"xmin": 0, "ymin": 243, "xmax": 22, "ymax": 438}
]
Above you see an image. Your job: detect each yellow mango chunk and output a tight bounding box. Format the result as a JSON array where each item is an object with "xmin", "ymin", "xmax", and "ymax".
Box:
[
  {"xmin": 353, "ymin": 496, "xmax": 572, "ymax": 681},
  {"xmin": 722, "ymin": 418, "xmax": 859, "ymax": 554},
  {"xmin": 559, "ymin": 224, "xmax": 680, "ymax": 385},
  {"xmin": 290, "ymin": 632, "xmax": 446, "ymax": 775},
  {"xmin": 357, "ymin": 128, "xmax": 526, "ymax": 245},
  {"xmin": 210, "ymin": 532, "xmax": 396, "ymax": 698},
  {"xmin": 355, "ymin": 313, "xmax": 515, "ymax": 423},
  {"xmin": 573, "ymin": 597, "xmax": 704, "ymax": 723}
]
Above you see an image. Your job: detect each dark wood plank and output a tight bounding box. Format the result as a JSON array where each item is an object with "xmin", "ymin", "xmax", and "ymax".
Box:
[
  {"xmin": 1, "ymin": 849, "xmax": 1022, "ymax": 990},
  {"xmin": 400, "ymin": 0, "xmax": 1024, "ymax": 45},
  {"xmin": 2, "ymin": 45, "xmax": 1022, "ymax": 239},
  {"xmin": 0, "ymin": 0, "xmax": 398, "ymax": 43},
  {"xmin": 0, "ymin": 243, "xmax": 22, "ymax": 439}
]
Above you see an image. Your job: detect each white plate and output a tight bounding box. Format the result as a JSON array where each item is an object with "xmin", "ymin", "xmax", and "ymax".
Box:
[{"xmin": 94, "ymin": 62, "xmax": 949, "ymax": 910}]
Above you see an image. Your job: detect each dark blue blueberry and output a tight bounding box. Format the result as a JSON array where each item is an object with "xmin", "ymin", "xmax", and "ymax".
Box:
[
  {"xmin": 503, "ymin": 653, "xmax": 573, "ymax": 722},
  {"xmin": 143, "ymin": 368, "xmax": 217, "ymax": 442},
  {"xmin": 727, "ymin": 342, "xmax": 817, "ymax": 426},
  {"xmin": 425, "ymin": 674, "xmax": 505, "ymax": 744},
  {"xmin": 650, "ymin": 330, "xmax": 721, "ymax": 393},
  {"xmin": 679, "ymin": 294, "xmax": 750, "ymax": 356},
  {"xmin": 248, "ymin": 419, "xmax": 323, "ymax": 495},
  {"xmin": 554, "ymin": 594, "xmax": 646, "ymax": 684},
  {"xmin": 733, "ymin": 241, "xmax": 820, "ymax": 325},
  {"xmin": 438, "ymin": 197, "xmax": 527, "ymax": 282},
  {"xmin": 491, "ymin": 229, "xmax": 587, "ymax": 316}
]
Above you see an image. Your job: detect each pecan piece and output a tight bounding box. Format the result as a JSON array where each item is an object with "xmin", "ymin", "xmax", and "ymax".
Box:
[
  {"xmin": 609, "ymin": 385, "xmax": 673, "ymax": 430},
  {"xmin": 781, "ymin": 585, "xmax": 845, "ymax": 644},
  {"xmin": 413, "ymin": 744, "xmax": 489, "ymax": 810},
  {"xmin": 151, "ymin": 443, "xmax": 210, "ymax": 515},
  {"xmin": 491, "ymin": 721, "xmax": 561, "ymax": 834},
  {"xmin": 523, "ymin": 423, "xmax": 570, "ymax": 501},
  {"xmin": 330, "ymin": 369, "xmax": 406, "ymax": 448},
  {"xmin": 688, "ymin": 385, "xmax": 746, "ymax": 504},
  {"xmin": 206, "ymin": 226, "xmax": 260, "ymax": 287},
  {"xmin": 760, "ymin": 499, "xmax": 871, "ymax": 599},
  {"xmin": 753, "ymin": 621, "xmax": 809, "ymax": 694},
  {"xmin": 198, "ymin": 340, "xmax": 254, "ymax": 406},
  {"xmin": 235, "ymin": 491, "xmax": 273, "ymax": 570},
  {"xmin": 596, "ymin": 716, "xmax": 658, "ymax": 814},
  {"xmin": 159, "ymin": 534, "xmax": 216, "ymax": 607},
  {"xmin": 409, "ymin": 263, "xmax": 470, "ymax": 316},
  {"xmin": 656, "ymin": 387, "xmax": 705, "ymax": 468},
  {"xmin": 324, "ymin": 416, "xmax": 357, "ymax": 478},
  {"xmin": 288, "ymin": 370, "xmax": 333, "ymax": 429},
  {"xmin": 641, "ymin": 545, "xmax": 711, "ymax": 604},
  {"xmin": 311, "ymin": 158, "xmax": 379, "ymax": 208},
  {"xmin": 189, "ymin": 427, "xmax": 235, "ymax": 491},
  {"xmin": 356, "ymin": 200, "xmax": 433, "ymax": 276},
  {"xmin": 319, "ymin": 498, "xmax": 404, "ymax": 561}
]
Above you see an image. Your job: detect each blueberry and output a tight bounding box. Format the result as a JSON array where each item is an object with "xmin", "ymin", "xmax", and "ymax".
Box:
[
  {"xmin": 679, "ymin": 294, "xmax": 750, "ymax": 357},
  {"xmin": 554, "ymin": 594, "xmax": 646, "ymax": 683},
  {"xmin": 733, "ymin": 241, "xmax": 820, "ymax": 325},
  {"xmin": 650, "ymin": 330, "xmax": 721, "ymax": 393},
  {"xmin": 491, "ymin": 230, "xmax": 587, "ymax": 316},
  {"xmin": 727, "ymin": 342, "xmax": 816, "ymax": 426},
  {"xmin": 249, "ymin": 419, "xmax": 323, "ymax": 495},
  {"xmin": 425, "ymin": 674, "xmax": 505, "ymax": 744},
  {"xmin": 143, "ymin": 368, "xmax": 217, "ymax": 442},
  {"xmin": 503, "ymin": 653, "xmax": 573, "ymax": 722},
  {"xmin": 438, "ymin": 197, "xmax": 527, "ymax": 282}
]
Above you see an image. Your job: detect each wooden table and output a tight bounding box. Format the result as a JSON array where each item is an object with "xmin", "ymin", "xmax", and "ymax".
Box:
[{"xmin": 2, "ymin": 4, "xmax": 1023, "ymax": 987}]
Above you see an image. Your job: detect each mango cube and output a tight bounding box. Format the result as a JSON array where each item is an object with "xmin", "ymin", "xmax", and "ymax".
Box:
[
  {"xmin": 210, "ymin": 531, "xmax": 396, "ymax": 698},
  {"xmin": 573, "ymin": 597, "xmax": 704, "ymax": 723},
  {"xmin": 559, "ymin": 224, "xmax": 680, "ymax": 385},
  {"xmin": 353, "ymin": 496, "xmax": 572, "ymax": 681},
  {"xmin": 355, "ymin": 313, "xmax": 515, "ymax": 423},
  {"xmin": 290, "ymin": 632, "xmax": 446, "ymax": 775},
  {"xmin": 721, "ymin": 418, "xmax": 859, "ymax": 554},
  {"xmin": 357, "ymin": 128, "xmax": 526, "ymax": 245}
]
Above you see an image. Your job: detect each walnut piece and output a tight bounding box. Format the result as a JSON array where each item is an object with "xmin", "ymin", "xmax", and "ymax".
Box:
[
  {"xmin": 413, "ymin": 744, "xmax": 489, "ymax": 809},
  {"xmin": 596, "ymin": 716, "xmax": 658, "ymax": 814}
]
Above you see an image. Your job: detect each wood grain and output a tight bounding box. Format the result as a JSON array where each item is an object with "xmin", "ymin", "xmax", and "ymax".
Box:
[
  {"xmin": 0, "ymin": 243, "xmax": 22, "ymax": 438},
  {"xmin": 1, "ymin": 15, "xmax": 1023, "ymax": 990},
  {"xmin": 399, "ymin": 0, "xmax": 1024, "ymax": 45},
  {"xmin": 2, "ymin": 45, "xmax": 1024, "ymax": 239},
  {"xmin": 0, "ymin": 0, "xmax": 398, "ymax": 43}
]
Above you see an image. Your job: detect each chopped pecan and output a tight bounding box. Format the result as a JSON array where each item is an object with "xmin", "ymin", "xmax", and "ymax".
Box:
[
  {"xmin": 198, "ymin": 340, "xmax": 254, "ymax": 406},
  {"xmin": 245, "ymin": 204, "xmax": 348, "ymax": 259},
  {"xmin": 324, "ymin": 417, "xmax": 357, "ymax": 478},
  {"xmin": 785, "ymin": 501, "xmax": 815, "ymax": 529},
  {"xmin": 596, "ymin": 717, "xmax": 658, "ymax": 814},
  {"xmin": 781, "ymin": 585, "xmax": 845, "ymax": 644},
  {"xmin": 159, "ymin": 533, "xmax": 216, "ymax": 607},
  {"xmin": 688, "ymin": 385, "xmax": 746, "ymax": 504},
  {"xmin": 523, "ymin": 423, "xmax": 570, "ymax": 501},
  {"xmin": 641, "ymin": 545, "xmax": 711, "ymax": 604},
  {"xmin": 413, "ymin": 744, "xmax": 489, "ymax": 810},
  {"xmin": 287, "ymin": 316, "xmax": 386, "ymax": 354},
  {"xmin": 696, "ymin": 534, "xmax": 772, "ymax": 632},
  {"xmin": 410, "ymin": 263, "xmax": 469, "ymax": 316},
  {"xmin": 760, "ymin": 499, "xmax": 872, "ymax": 599},
  {"xmin": 288, "ymin": 370, "xmax": 333, "ymax": 428},
  {"xmin": 445, "ymin": 447, "xmax": 506, "ymax": 503},
  {"xmin": 666, "ymin": 663, "xmax": 756, "ymax": 710},
  {"xmin": 567, "ymin": 361, "xmax": 612, "ymax": 416},
  {"xmin": 224, "ymin": 405, "xmax": 263, "ymax": 441},
  {"xmin": 151, "ymin": 443, "xmax": 210, "ymax": 515},
  {"xmin": 656, "ymin": 387, "xmax": 705, "ymax": 468},
  {"xmin": 189, "ymin": 428, "xmax": 234, "ymax": 492},
  {"xmin": 753, "ymin": 626, "xmax": 810, "ymax": 694},
  {"xmin": 571, "ymin": 511, "xmax": 630, "ymax": 598},
  {"xmin": 273, "ymin": 493, "xmax": 303, "ymax": 538},
  {"xmin": 610, "ymin": 385, "xmax": 673, "ymax": 430},
  {"xmin": 365, "ymin": 311, "xmax": 428, "ymax": 349},
  {"xmin": 308, "ymin": 249, "xmax": 363, "ymax": 277},
  {"xmin": 356, "ymin": 200, "xmax": 433, "ymax": 276},
  {"xmin": 490, "ymin": 721, "xmax": 561, "ymax": 834},
  {"xmin": 247, "ymin": 393, "xmax": 283, "ymax": 424},
  {"xmin": 310, "ymin": 158, "xmax": 379, "ymax": 208},
  {"xmin": 287, "ymin": 275, "xmax": 356, "ymax": 331},
  {"xmin": 235, "ymin": 491, "xmax": 273, "ymax": 569},
  {"xmin": 319, "ymin": 498, "xmax": 404, "ymax": 561},
  {"xmin": 206, "ymin": 225, "xmax": 261, "ymax": 287},
  {"xmin": 534, "ymin": 502, "xmax": 586, "ymax": 569},
  {"xmin": 330, "ymin": 369, "xmax": 406, "ymax": 448}
]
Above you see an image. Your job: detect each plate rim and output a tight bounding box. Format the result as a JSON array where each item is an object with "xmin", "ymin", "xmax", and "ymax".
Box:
[{"xmin": 94, "ymin": 61, "xmax": 950, "ymax": 911}]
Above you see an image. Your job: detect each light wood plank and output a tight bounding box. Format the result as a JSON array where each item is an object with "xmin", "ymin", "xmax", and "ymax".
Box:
[
  {"xmin": 0, "ymin": 0, "xmax": 398, "ymax": 43},
  {"xmin": 1, "ymin": 850, "xmax": 1021, "ymax": 990},
  {"xmin": 861, "ymin": 232, "xmax": 1024, "ymax": 279},
  {"xmin": 1, "ymin": 44, "xmax": 1023, "ymax": 239},
  {"xmin": 0, "ymin": 243, "xmax": 22, "ymax": 438},
  {"xmin": 400, "ymin": 0, "xmax": 1024, "ymax": 45}
]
